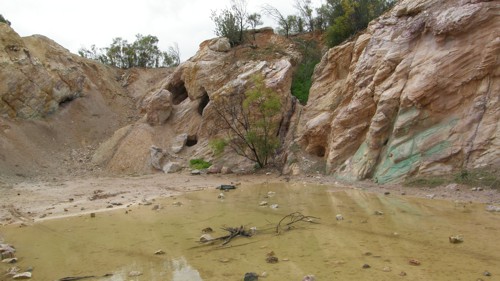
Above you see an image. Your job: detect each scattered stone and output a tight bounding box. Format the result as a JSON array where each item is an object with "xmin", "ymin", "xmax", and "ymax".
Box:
[
  {"xmin": 302, "ymin": 275, "xmax": 316, "ymax": 281},
  {"xmin": 260, "ymin": 272, "xmax": 268, "ymax": 277},
  {"xmin": 218, "ymin": 193, "xmax": 225, "ymax": 199},
  {"xmin": 243, "ymin": 272, "xmax": 259, "ymax": 281},
  {"xmin": 163, "ymin": 162, "xmax": 182, "ymax": 174},
  {"xmin": 270, "ymin": 204, "xmax": 279, "ymax": 209},
  {"xmin": 483, "ymin": 271, "xmax": 491, "ymax": 276},
  {"xmin": 172, "ymin": 201, "xmax": 182, "ymax": 207},
  {"xmin": 426, "ymin": 194, "xmax": 436, "ymax": 199},
  {"xmin": 267, "ymin": 191, "xmax": 276, "ymax": 197},
  {"xmin": 374, "ymin": 210, "xmax": 384, "ymax": 215},
  {"xmin": 5, "ymin": 266, "xmax": 20, "ymax": 276},
  {"xmin": 336, "ymin": 214, "xmax": 344, "ymax": 221},
  {"xmin": 217, "ymin": 184, "xmax": 236, "ymax": 190},
  {"xmin": 382, "ymin": 266, "xmax": 392, "ymax": 272},
  {"xmin": 449, "ymin": 235, "xmax": 464, "ymax": 244},
  {"xmin": 409, "ymin": 259, "xmax": 421, "ymax": 266},
  {"xmin": 399, "ymin": 271, "xmax": 407, "ymax": 276},
  {"xmin": 266, "ymin": 256, "xmax": 278, "ymax": 263},
  {"xmin": 486, "ymin": 205, "xmax": 500, "ymax": 212},
  {"xmin": 2, "ymin": 257, "xmax": 17, "ymax": 263},
  {"xmin": 219, "ymin": 258, "xmax": 230, "ymax": 263},
  {"xmin": 152, "ymin": 205, "xmax": 160, "ymax": 211},
  {"xmin": 362, "ymin": 264, "xmax": 371, "ymax": 269},
  {"xmin": 191, "ymin": 169, "xmax": 201, "ymax": 175},
  {"xmin": 259, "ymin": 201, "xmax": 268, "ymax": 206},
  {"xmin": 202, "ymin": 227, "xmax": 213, "ymax": 233},
  {"xmin": 401, "ymin": 192, "xmax": 406, "ymax": 196},
  {"xmin": 199, "ymin": 234, "xmax": 214, "ymax": 243},
  {"xmin": 446, "ymin": 184, "xmax": 459, "ymax": 191},
  {"xmin": 207, "ymin": 165, "xmax": 221, "ymax": 174},
  {"xmin": 128, "ymin": 271, "xmax": 142, "ymax": 277},
  {"xmin": 13, "ymin": 272, "xmax": 32, "ymax": 279},
  {"xmin": 154, "ymin": 249, "xmax": 165, "ymax": 255},
  {"xmin": 90, "ymin": 213, "xmax": 96, "ymax": 218},
  {"xmin": 384, "ymin": 192, "xmax": 390, "ymax": 195},
  {"xmin": 221, "ymin": 166, "xmax": 232, "ymax": 174}
]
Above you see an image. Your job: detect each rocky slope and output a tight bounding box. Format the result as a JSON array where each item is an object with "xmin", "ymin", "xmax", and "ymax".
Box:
[
  {"xmin": 0, "ymin": 23, "xmax": 170, "ymax": 180},
  {"xmin": 293, "ymin": 0, "xmax": 499, "ymax": 182}
]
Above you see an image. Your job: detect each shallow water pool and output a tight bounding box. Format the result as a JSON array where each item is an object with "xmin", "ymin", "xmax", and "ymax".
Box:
[{"xmin": 1, "ymin": 183, "xmax": 499, "ymax": 280}]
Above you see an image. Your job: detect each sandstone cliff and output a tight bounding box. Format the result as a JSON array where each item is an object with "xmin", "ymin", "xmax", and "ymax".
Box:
[{"xmin": 294, "ymin": 0, "xmax": 499, "ymax": 183}]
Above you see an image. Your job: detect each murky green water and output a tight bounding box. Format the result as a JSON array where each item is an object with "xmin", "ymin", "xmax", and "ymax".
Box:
[{"xmin": 1, "ymin": 183, "xmax": 499, "ymax": 281}]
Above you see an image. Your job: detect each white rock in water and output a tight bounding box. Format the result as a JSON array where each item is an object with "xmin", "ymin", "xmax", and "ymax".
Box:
[
  {"xmin": 128, "ymin": 271, "xmax": 142, "ymax": 277},
  {"xmin": 13, "ymin": 272, "xmax": 32, "ymax": 279},
  {"xmin": 336, "ymin": 214, "xmax": 344, "ymax": 221},
  {"xmin": 486, "ymin": 205, "xmax": 500, "ymax": 212},
  {"xmin": 270, "ymin": 204, "xmax": 279, "ymax": 209}
]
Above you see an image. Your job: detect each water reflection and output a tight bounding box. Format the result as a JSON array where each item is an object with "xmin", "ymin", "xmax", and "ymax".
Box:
[{"xmin": 1, "ymin": 183, "xmax": 499, "ymax": 281}]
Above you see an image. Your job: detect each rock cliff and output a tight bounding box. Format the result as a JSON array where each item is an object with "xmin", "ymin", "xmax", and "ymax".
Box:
[{"xmin": 294, "ymin": 0, "xmax": 499, "ymax": 182}]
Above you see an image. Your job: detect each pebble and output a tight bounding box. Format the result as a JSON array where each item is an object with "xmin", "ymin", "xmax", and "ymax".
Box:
[
  {"xmin": 244, "ymin": 272, "xmax": 259, "ymax": 281},
  {"xmin": 336, "ymin": 214, "xmax": 344, "ymax": 221},
  {"xmin": 384, "ymin": 192, "xmax": 390, "ymax": 195},
  {"xmin": 302, "ymin": 275, "xmax": 315, "ymax": 281},
  {"xmin": 382, "ymin": 266, "xmax": 392, "ymax": 272},
  {"xmin": 374, "ymin": 210, "xmax": 384, "ymax": 215},
  {"xmin": 399, "ymin": 271, "xmax": 407, "ymax": 276},
  {"xmin": 128, "ymin": 271, "xmax": 142, "ymax": 277},
  {"xmin": 362, "ymin": 264, "xmax": 371, "ymax": 269},
  {"xmin": 13, "ymin": 272, "xmax": 32, "ymax": 279},
  {"xmin": 483, "ymin": 271, "xmax": 491, "ymax": 276},
  {"xmin": 154, "ymin": 249, "xmax": 165, "ymax": 255},
  {"xmin": 152, "ymin": 205, "xmax": 160, "ymax": 211},
  {"xmin": 409, "ymin": 259, "xmax": 421, "ymax": 266},
  {"xmin": 259, "ymin": 201, "xmax": 268, "ymax": 206},
  {"xmin": 2, "ymin": 257, "xmax": 17, "ymax": 263},
  {"xmin": 270, "ymin": 204, "xmax": 279, "ymax": 209},
  {"xmin": 90, "ymin": 213, "xmax": 96, "ymax": 218}
]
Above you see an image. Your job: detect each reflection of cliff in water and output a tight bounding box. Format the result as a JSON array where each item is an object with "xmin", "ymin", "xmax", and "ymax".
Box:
[{"xmin": 1, "ymin": 183, "xmax": 499, "ymax": 280}]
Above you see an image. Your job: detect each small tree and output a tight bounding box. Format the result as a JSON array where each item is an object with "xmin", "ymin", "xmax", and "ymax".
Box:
[
  {"xmin": 247, "ymin": 13, "xmax": 263, "ymax": 42},
  {"xmin": 212, "ymin": 74, "xmax": 282, "ymax": 168},
  {"xmin": 262, "ymin": 4, "xmax": 291, "ymax": 37},
  {"xmin": 211, "ymin": 0, "xmax": 248, "ymax": 46}
]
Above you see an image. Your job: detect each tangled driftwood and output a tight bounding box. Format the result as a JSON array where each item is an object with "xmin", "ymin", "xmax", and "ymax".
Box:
[{"xmin": 276, "ymin": 212, "xmax": 320, "ymax": 234}]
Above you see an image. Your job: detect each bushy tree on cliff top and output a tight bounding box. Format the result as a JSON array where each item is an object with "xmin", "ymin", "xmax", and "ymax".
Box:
[{"xmin": 78, "ymin": 34, "xmax": 179, "ymax": 69}]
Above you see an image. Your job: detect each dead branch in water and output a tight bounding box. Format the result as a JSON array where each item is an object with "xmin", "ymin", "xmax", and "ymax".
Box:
[
  {"xmin": 200, "ymin": 225, "xmax": 255, "ymax": 246},
  {"xmin": 276, "ymin": 212, "xmax": 320, "ymax": 234}
]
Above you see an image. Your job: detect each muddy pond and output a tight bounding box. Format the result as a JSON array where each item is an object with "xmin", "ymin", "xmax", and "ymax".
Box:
[{"xmin": 1, "ymin": 183, "xmax": 499, "ymax": 281}]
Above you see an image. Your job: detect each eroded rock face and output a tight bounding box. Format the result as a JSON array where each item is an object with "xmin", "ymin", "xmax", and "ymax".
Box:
[{"xmin": 295, "ymin": 0, "xmax": 499, "ymax": 182}]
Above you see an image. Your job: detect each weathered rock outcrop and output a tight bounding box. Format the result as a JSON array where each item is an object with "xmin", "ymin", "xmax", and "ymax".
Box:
[
  {"xmin": 295, "ymin": 0, "xmax": 499, "ymax": 182},
  {"xmin": 97, "ymin": 29, "xmax": 300, "ymax": 174}
]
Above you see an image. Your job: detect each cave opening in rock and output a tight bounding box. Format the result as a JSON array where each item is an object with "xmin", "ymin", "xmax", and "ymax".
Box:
[
  {"xmin": 311, "ymin": 145, "xmax": 326, "ymax": 157},
  {"xmin": 186, "ymin": 135, "xmax": 198, "ymax": 147},
  {"xmin": 198, "ymin": 91, "xmax": 210, "ymax": 115},
  {"xmin": 168, "ymin": 80, "xmax": 188, "ymax": 105},
  {"xmin": 58, "ymin": 93, "xmax": 79, "ymax": 107}
]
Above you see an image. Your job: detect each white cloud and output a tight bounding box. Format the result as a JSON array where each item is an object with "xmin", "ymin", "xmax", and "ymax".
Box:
[{"xmin": 1, "ymin": 0, "xmax": 323, "ymax": 61}]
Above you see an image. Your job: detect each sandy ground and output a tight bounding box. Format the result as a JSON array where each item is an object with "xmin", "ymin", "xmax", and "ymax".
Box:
[{"xmin": 1, "ymin": 171, "xmax": 499, "ymax": 225}]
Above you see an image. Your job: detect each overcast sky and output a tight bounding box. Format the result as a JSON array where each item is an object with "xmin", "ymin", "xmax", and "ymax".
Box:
[{"xmin": 2, "ymin": 0, "xmax": 323, "ymax": 61}]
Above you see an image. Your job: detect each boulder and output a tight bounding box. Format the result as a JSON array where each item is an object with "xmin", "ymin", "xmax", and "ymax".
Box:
[
  {"xmin": 163, "ymin": 162, "xmax": 182, "ymax": 173},
  {"xmin": 208, "ymin": 37, "xmax": 231, "ymax": 52},
  {"xmin": 145, "ymin": 89, "xmax": 173, "ymax": 126},
  {"xmin": 150, "ymin": 146, "xmax": 167, "ymax": 170},
  {"xmin": 171, "ymin": 133, "xmax": 188, "ymax": 153}
]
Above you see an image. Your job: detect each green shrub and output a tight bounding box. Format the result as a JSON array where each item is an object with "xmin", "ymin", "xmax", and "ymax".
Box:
[
  {"xmin": 209, "ymin": 139, "xmax": 227, "ymax": 156},
  {"xmin": 189, "ymin": 159, "xmax": 212, "ymax": 170},
  {"xmin": 403, "ymin": 176, "xmax": 447, "ymax": 188},
  {"xmin": 454, "ymin": 169, "xmax": 499, "ymax": 189}
]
